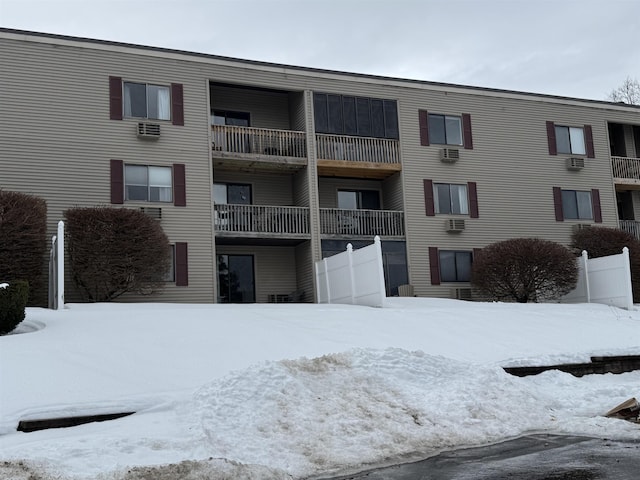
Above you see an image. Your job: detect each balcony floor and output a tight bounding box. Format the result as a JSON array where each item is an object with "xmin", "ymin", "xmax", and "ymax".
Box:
[{"xmin": 317, "ymin": 159, "xmax": 402, "ymax": 179}]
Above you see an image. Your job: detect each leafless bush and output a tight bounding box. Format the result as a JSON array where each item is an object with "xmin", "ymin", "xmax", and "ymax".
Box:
[
  {"xmin": 64, "ymin": 207, "xmax": 170, "ymax": 302},
  {"xmin": 472, "ymin": 238, "xmax": 578, "ymax": 303},
  {"xmin": 0, "ymin": 190, "xmax": 47, "ymax": 305}
]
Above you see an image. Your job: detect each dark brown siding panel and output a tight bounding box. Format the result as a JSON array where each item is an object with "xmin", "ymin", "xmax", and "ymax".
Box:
[
  {"xmin": 429, "ymin": 247, "xmax": 440, "ymax": 286},
  {"xmin": 584, "ymin": 125, "xmax": 595, "ymax": 158},
  {"xmin": 546, "ymin": 121, "xmax": 557, "ymax": 155},
  {"xmin": 110, "ymin": 159, "xmax": 124, "ymax": 204},
  {"xmin": 109, "ymin": 76, "xmax": 123, "ymax": 120},
  {"xmin": 553, "ymin": 186, "xmax": 563, "ymax": 221},
  {"xmin": 175, "ymin": 242, "xmax": 188, "ymax": 286},
  {"xmin": 423, "ymin": 179, "xmax": 435, "ymax": 216},
  {"xmin": 171, "ymin": 83, "xmax": 184, "ymax": 126},
  {"xmin": 462, "ymin": 113, "xmax": 473, "ymax": 150},
  {"xmin": 592, "ymin": 189, "xmax": 602, "ymax": 223},
  {"xmin": 419, "ymin": 110, "xmax": 430, "ymax": 146},
  {"xmin": 468, "ymin": 181, "xmax": 479, "ymax": 218},
  {"xmin": 173, "ymin": 163, "xmax": 186, "ymax": 206}
]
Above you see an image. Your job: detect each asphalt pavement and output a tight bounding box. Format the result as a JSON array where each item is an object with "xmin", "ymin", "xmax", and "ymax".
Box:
[{"xmin": 318, "ymin": 434, "xmax": 640, "ymax": 480}]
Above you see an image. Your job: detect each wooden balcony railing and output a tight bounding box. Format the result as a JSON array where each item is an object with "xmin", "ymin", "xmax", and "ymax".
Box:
[
  {"xmin": 316, "ymin": 134, "xmax": 400, "ymax": 164},
  {"xmin": 320, "ymin": 208, "xmax": 405, "ymax": 237},
  {"xmin": 612, "ymin": 156, "xmax": 640, "ymax": 180},
  {"xmin": 619, "ymin": 220, "xmax": 640, "ymax": 240},
  {"xmin": 212, "ymin": 125, "xmax": 307, "ymax": 158},
  {"xmin": 214, "ymin": 204, "xmax": 310, "ymax": 235}
]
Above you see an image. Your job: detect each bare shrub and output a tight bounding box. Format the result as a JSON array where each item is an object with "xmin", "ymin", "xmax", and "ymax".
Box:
[
  {"xmin": 571, "ymin": 226, "xmax": 640, "ymax": 303},
  {"xmin": 64, "ymin": 207, "xmax": 171, "ymax": 302},
  {"xmin": 0, "ymin": 190, "xmax": 47, "ymax": 305},
  {"xmin": 471, "ymin": 238, "xmax": 578, "ymax": 303}
]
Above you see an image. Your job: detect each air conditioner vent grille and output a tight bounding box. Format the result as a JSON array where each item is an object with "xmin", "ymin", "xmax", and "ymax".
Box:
[
  {"xmin": 445, "ymin": 218, "xmax": 465, "ymax": 232},
  {"xmin": 440, "ymin": 148, "xmax": 460, "ymax": 163},
  {"xmin": 140, "ymin": 207, "xmax": 162, "ymax": 220},
  {"xmin": 137, "ymin": 122, "xmax": 161, "ymax": 138},
  {"xmin": 566, "ymin": 157, "xmax": 585, "ymax": 170}
]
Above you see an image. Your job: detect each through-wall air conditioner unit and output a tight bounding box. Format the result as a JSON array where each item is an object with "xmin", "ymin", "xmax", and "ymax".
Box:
[
  {"xmin": 451, "ymin": 287, "xmax": 472, "ymax": 301},
  {"xmin": 445, "ymin": 218, "xmax": 465, "ymax": 232},
  {"xmin": 139, "ymin": 207, "xmax": 162, "ymax": 220},
  {"xmin": 566, "ymin": 157, "xmax": 585, "ymax": 170},
  {"xmin": 572, "ymin": 223, "xmax": 591, "ymax": 233},
  {"xmin": 440, "ymin": 148, "xmax": 460, "ymax": 163},
  {"xmin": 137, "ymin": 122, "xmax": 161, "ymax": 139}
]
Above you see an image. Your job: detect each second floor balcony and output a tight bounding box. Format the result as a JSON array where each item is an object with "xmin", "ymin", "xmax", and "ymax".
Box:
[
  {"xmin": 612, "ymin": 156, "xmax": 640, "ymax": 185},
  {"xmin": 320, "ymin": 208, "xmax": 405, "ymax": 239},
  {"xmin": 214, "ymin": 204, "xmax": 310, "ymax": 239},
  {"xmin": 212, "ymin": 125, "xmax": 307, "ymax": 170}
]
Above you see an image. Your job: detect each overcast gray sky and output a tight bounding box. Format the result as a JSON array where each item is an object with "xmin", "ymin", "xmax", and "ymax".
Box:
[{"xmin": 1, "ymin": 0, "xmax": 639, "ymax": 101}]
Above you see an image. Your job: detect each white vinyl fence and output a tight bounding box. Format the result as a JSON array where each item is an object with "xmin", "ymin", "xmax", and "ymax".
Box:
[
  {"xmin": 48, "ymin": 220, "xmax": 65, "ymax": 310},
  {"xmin": 561, "ymin": 248, "xmax": 633, "ymax": 310},
  {"xmin": 315, "ymin": 236, "xmax": 387, "ymax": 307}
]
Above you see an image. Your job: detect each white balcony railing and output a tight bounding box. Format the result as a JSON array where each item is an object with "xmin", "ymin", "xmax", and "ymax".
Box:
[
  {"xmin": 214, "ymin": 204, "xmax": 310, "ymax": 235},
  {"xmin": 619, "ymin": 220, "xmax": 640, "ymax": 241},
  {"xmin": 612, "ymin": 156, "xmax": 640, "ymax": 180},
  {"xmin": 316, "ymin": 134, "xmax": 400, "ymax": 164},
  {"xmin": 320, "ymin": 208, "xmax": 405, "ymax": 237},
  {"xmin": 212, "ymin": 125, "xmax": 307, "ymax": 158}
]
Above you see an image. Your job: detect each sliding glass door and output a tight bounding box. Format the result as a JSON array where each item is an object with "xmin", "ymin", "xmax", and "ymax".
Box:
[{"xmin": 217, "ymin": 254, "xmax": 255, "ymax": 303}]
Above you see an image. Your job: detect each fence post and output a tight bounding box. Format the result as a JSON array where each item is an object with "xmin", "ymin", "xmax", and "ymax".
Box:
[
  {"xmin": 373, "ymin": 236, "xmax": 386, "ymax": 307},
  {"xmin": 323, "ymin": 258, "xmax": 331, "ymax": 304},
  {"xmin": 622, "ymin": 247, "xmax": 633, "ymax": 310},
  {"xmin": 347, "ymin": 243, "xmax": 355, "ymax": 304},
  {"xmin": 581, "ymin": 250, "xmax": 590, "ymax": 304},
  {"xmin": 57, "ymin": 220, "xmax": 64, "ymax": 309}
]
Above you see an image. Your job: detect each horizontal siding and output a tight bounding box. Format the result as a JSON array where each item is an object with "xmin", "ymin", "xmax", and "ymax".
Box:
[
  {"xmin": 214, "ymin": 170, "xmax": 296, "ymax": 206},
  {"xmin": 3, "ymin": 33, "xmax": 640, "ymax": 302},
  {"xmin": 296, "ymin": 241, "xmax": 315, "ymax": 302},
  {"xmin": 210, "ymin": 84, "xmax": 293, "ymax": 130}
]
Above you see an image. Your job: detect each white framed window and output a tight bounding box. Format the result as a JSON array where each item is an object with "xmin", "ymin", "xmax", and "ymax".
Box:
[
  {"xmin": 124, "ymin": 82, "xmax": 171, "ymax": 120},
  {"xmin": 125, "ymin": 165, "xmax": 172, "ymax": 202},
  {"xmin": 428, "ymin": 114, "xmax": 462, "ymax": 145},
  {"xmin": 434, "ymin": 183, "xmax": 468, "ymax": 215},
  {"xmin": 555, "ymin": 125, "xmax": 586, "ymax": 155},
  {"xmin": 561, "ymin": 190, "xmax": 593, "ymax": 220}
]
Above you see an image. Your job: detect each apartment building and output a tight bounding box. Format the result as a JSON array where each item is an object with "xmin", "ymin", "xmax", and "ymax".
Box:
[{"xmin": 1, "ymin": 28, "xmax": 639, "ymax": 304}]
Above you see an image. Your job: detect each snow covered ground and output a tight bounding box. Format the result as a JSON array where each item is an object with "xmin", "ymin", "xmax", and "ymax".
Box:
[{"xmin": 1, "ymin": 298, "xmax": 639, "ymax": 479}]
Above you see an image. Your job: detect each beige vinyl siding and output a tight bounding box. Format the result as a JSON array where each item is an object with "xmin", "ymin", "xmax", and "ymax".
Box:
[
  {"xmin": 215, "ymin": 245, "xmax": 298, "ymax": 303},
  {"xmin": 210, "ymin": 84, "xmax": 293, "ymax": 130},
  {"xmin": 295, "ymin": 241, "xmax": 315, "ymax": 302},
  {"xmin": 214, "ymin": 171, "xmax": 296, "ymax": 206},
  {"xmin": 1, "ymin": 38, "xmax": 215, "ymax": 303},
  {"xmin": 622, "ymin": 125, "xmax": 638, "ymax": 157},
  {"xmin": 293, "ymin": 169, "xmax": 310, "ymax": 207},
  {"xmin": 4, "ymin": 31, "xmax": 640, "ymax": 303},
  {"xmin": 289, "ymin": 92, "xmax": 307, "ymax": 132},
  {"xmin": 382, "ymin": 172, "xmax": 404, "ymax": 212}
]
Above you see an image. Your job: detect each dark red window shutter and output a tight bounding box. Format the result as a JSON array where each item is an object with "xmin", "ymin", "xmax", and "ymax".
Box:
[
  {"xmin": 584, "ymin": 125, "xmax": 595, "ymax": 158},
  {"xmin": 171, "ymin": 83, "xmax": 184, "ymax": 126},
  {"xmin": 429, "ymin": 247, "xmax": 440, "ymax": 286},
  {"xmin": 175, "ymin": 242, "xmax": 188, "ymax": 286},
  {"xmin": 591, "ymin": 189, "xmax": 602, "ymax": 223},
  {"xmin": 423, "ymin": 179, "xmax": 435, "ymax": 216},
  {"xmin": 462, "ymin": 113, "xmax": 473, "ymax": 149},
  {"xmin": 468, "ymin": 181, "xmax": 479, "ymax": 218},
  {"xmin": 419, "ymin": 110, "xmax": 430, "ymax": 146},
  {"xmin": 552, "ymin": 187, "xmax": 564, "ymax": 221},
  {"xmin": 110, "ymin": 159, "xmax": 124, "ymax": 204},
  {"xmin": 546, "ymin": 121, "xmax": 557, "ymax": 155},
  {"xmin": 109, "ymin": 76, "xmax": 123, "ymax": 120},
  {"xmin": 173, "ymin": 163, "xmax": 186, "ymax": 206}
]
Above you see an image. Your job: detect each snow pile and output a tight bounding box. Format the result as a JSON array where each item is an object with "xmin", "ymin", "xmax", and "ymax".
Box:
[
  {"xmin": 188, "ymin": 348, "xmax": 552, "ymax": 476},
  {"xmin": 1, "ymin": 299, "xmax": 639, "ymax": 479}
]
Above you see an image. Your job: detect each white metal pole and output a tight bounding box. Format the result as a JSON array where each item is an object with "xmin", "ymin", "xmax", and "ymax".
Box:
[{"xmin": 57, "ymin": 221, "xmax": 64, "ymax": 309}]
